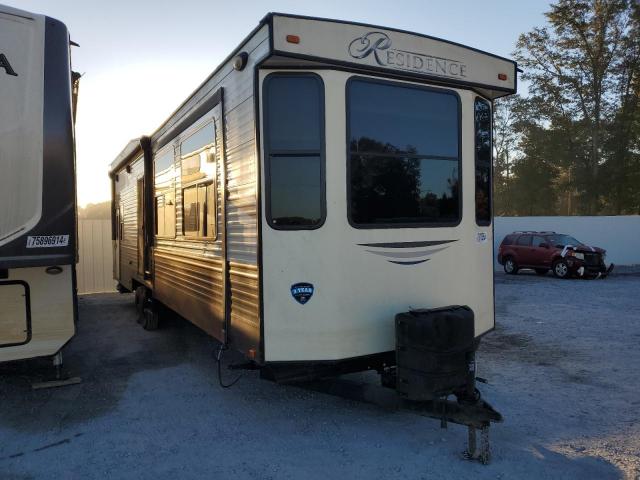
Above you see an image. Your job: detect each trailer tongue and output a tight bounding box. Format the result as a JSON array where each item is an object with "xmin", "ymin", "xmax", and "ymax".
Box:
[{"xmin": 273, "ymin": 306, "xmax": 501, "ymax": 463}]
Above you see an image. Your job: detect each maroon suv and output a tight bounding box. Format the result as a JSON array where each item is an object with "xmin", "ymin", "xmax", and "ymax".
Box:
[{"xmin": 498, "ymin": 231, "xmax": 614, "ymax": 279}]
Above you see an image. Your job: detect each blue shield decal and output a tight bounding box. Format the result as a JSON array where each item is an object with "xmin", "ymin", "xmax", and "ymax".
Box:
[{"xmin": 291, "ymin": 282, "xmax": 314, "ymax": 305}]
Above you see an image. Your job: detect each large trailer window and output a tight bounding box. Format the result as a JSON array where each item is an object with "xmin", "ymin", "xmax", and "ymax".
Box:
[
  {"xmin": 264, "ymin": 74, "xmax": 325, "ymax": 229},
  {"xmin": 347, "ymin": 78, "xmax": 460, "ymax": 227},
  {"xmin": 474, "ymin": 97, "xmax": 492, "ymax": 226}
]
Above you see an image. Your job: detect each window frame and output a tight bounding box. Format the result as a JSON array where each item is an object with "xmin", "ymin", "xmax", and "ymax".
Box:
[
  {"xmin": 263, "ymin": 72, "xmax": 326, "ymax": 231},
  {"xmin": 474, "ymin": 96, "xmax": 492, "ymax": 227},
  {"xmin": 345, "ymin": 75, "xmax": 463, "ymax": 229},
  {"xmin": 178, "ymin": 119, "xmax": 219, "ymax": 241}
]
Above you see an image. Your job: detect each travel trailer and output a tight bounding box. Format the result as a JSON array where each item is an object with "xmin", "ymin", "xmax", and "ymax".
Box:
[
  {"xmin": 0, "ymin": 4, "xmax": 78, "ymax": 365},
  {"xmin": 111, "ymin": 13, "xmax": 516, "ymax": 460}
]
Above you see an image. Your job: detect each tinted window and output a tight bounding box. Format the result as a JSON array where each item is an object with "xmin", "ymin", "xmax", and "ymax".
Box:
[
  {"xmin": 549, "ymin": 234, "xmax": 581, "ymax": 247},
  {"xmin": 270, "ymin": 156, "xmax": 321, "ymax": 226},
  {"xmin": 349, "ymin": 80, "xmax": 458, "ymax": 157},
  {"xmin": 264, "ymin": 74, "xmax": 324, "ymax": 229},
  {"xmin": 516, "ymin": 235, "xmax": 531, "ymax": 246},
  {"xmin": 348, "ymin": 78, "xmax": 460, "ymax": 226},
  {"xmin": 502, "ymin": 234, "xmax": 516, "ymax": 245},
  {"xmin": 532, "ymin": 236, "xmax": 546, "ymax": 247},
  {"xmin": 265, "ymin": 76, "xmax": 322, "ymax": 152},
  {"xmin": 475, "ymin": 98, "xmax": 492, "ymax": 225}
]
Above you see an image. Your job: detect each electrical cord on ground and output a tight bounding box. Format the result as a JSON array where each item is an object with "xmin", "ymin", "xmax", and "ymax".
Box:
[{"xmin": 214, "ymin": 343, "xmax": 242, "ymax": 388}]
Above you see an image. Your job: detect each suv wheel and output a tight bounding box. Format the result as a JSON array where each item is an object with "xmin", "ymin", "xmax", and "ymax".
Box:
[
  {"xmin": 553, "ymin": 259, "xmax": 570, "ymax": 279},
  {"xmin": 504, "ymin": 257, "xmax": 519, "ymax": 275}
]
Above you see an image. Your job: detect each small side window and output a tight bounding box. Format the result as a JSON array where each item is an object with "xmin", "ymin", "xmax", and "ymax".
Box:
[
  {"xmin": 516, "ymin": 235, "xmax": 531, "ymax": 246},
  {"xmin": 264, "ymin": 74, "xmax": 325, "ymax": 229},
  {"xmin": 474, "ymin": 97, "xmax": 492, "ymax": 226}
]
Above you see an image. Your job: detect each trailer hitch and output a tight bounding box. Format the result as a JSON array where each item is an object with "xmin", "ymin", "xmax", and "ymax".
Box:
[
  {"xmin": 298, "ymin": 374, "xmax": 502, "ymax": 464},
  {"xmin": 402, "ymin": 392, "xmax": 502, "ymax": 464}
]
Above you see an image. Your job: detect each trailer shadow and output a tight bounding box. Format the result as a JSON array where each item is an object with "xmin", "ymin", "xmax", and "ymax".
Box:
[
  {"xmin": 0, "ymin": 292, "xmax": 212, "ymax": 433},
  {"xmin": 0, "ymin": 289, "xmax": 636, "ymax": 478}
]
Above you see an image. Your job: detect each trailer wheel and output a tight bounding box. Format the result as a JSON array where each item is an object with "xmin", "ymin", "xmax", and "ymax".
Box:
[
  {"xmin": 134, "ymin": 286, "xmax": 147, "ymax": 324},
  {"xmin": 535, "ymin": 268, "xmax": 549, "ymax": 276},
  {"xmin": 552, "ymin": 259, "xmax": 570, "ymax": 279},
  {"xmin": 141, "ymin": 307, "xmax": 159, "ymax": 331},
  {"xmin": 503, "ymin": 257, "xmax": 518, "ymax": 275}
]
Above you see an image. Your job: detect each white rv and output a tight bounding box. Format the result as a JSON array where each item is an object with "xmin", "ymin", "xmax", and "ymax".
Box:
[
  {"xmin": 0, "ymin": 5, "xmax": 78, "ymax": 364},
  {"xmin": 111, "ymin": 13, "xmax": 516, "ymax": 421}
]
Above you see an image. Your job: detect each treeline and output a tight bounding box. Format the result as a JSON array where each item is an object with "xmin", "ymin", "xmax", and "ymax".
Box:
[{"xmin": 494, "ymin": 0, "xmax": 640, "ymax": 216}]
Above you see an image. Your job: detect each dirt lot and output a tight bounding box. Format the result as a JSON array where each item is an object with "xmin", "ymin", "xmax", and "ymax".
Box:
[{"xmin": 1, "ymin": 272, "xmax": 639, "ymax": 479}]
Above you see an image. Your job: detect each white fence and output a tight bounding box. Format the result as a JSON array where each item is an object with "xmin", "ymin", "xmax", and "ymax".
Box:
[
  {"xmin": 77, "ymin": 219, "xmax": 115, "ymax": 294},
  {"xmin": 75, "ymin": 217, "xmax": 638, "ymax": 293},
  {"xmin": 494, "ymin": 216, "xmax": 640, "ymax": 266}
]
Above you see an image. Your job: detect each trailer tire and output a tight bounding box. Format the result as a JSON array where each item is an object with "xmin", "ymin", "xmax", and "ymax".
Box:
[
  {"xmin": 503, "ymin": 257, "xmax": 518, "ymax": 275},
  {"xmin": 535, "ymin": 268, "xmax": 549, "ymax": 276},
  {"xmin": 552, "ymin": 259, "xmax": 570, "ymax": 279},
  {"xmin": 134, "ymin": 286, "xmax": 146, "ymax": 324},
  {"xmin": 141, "ymin": 307, "xmax": 159, "ymax": 331}
]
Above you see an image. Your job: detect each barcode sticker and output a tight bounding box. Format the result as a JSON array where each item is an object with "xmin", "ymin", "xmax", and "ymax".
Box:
[{"xmin": 26, "ymin": 235, "xmax": 69, "ymax": 248}]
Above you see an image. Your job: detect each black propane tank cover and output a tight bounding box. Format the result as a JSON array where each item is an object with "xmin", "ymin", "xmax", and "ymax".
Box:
[{"xmin": 395, "ymin": 306, "xmax": 475, "ymax": 401}]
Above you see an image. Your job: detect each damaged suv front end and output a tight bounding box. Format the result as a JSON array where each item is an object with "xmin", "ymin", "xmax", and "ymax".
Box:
[{"xmin": 558, "ymin": 242, "xmax": 614, "ymax": 278}]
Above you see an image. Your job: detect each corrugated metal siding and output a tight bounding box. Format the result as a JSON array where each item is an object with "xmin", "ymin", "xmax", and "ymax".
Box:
[
  {"xmin": 77, "ymin": 219, "xmax": 116, "ymax": 294},
  {"xmin": 154, "ymin": 117, "xmax": 225, "ymax": 338},
  {"xmin": 149, "ymin": 25, "xmax": 270, "ymax": 356},
  {"xmin": 114, "ymin": 156, "xmax": 144, "ymax": 290}
]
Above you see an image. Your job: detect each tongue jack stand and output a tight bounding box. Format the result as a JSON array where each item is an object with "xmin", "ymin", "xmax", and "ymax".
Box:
[
  {"xmin": 31, "ymin": 351, "xmax": 82, "ymax": 390},
  {"xmin": 464, "ymin": 424, "xmax": 491, "ymax": 464}
]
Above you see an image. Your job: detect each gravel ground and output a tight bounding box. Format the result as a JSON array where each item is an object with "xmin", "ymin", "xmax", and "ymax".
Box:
[{"xmin": 1, "ymin": 272, "xmax": 639, "ymax": 479}]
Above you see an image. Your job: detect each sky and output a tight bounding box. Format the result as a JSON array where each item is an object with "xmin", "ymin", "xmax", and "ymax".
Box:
[{"xmin": 5, "ymin": 0, "xmax": 549, "ymax": 207}]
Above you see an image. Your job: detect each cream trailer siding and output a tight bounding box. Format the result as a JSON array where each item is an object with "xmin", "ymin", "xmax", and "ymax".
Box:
[{"xmin": 110, "ymin": 13, "xmax": 515, "ymax": 371}]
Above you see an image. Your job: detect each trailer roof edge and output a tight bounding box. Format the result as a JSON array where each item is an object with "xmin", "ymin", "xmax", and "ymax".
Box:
[
  {"xmin": 109, "ymin": 137, "xmax": 146, "ymax": 176},
  {"xmin": 267, "ymin": 12, "xmax": 518, "ymax": 67}
]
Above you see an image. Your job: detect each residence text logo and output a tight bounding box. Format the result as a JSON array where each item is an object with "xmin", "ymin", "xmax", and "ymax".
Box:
[{"xmin": 348, "ymin": 31, "xmax": 467, "ymax": 79}]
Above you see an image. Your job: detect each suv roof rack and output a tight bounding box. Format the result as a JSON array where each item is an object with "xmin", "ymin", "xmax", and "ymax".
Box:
[{"xmin": 512, "ymin": 231, "xmax": 556, "ymax": 234}]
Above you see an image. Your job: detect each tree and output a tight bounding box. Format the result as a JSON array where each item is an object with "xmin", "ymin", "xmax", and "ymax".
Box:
[
  {"xmin": 514, "ymin": 0, "xmax": 631, "ymax": 214},
  {"xmin": 493, "ymin": 96, "xmax": 520, "ymax": 215},
  {"xmin": 602, "ymin": 0, "xmax": 640, "ymax": 213}
]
